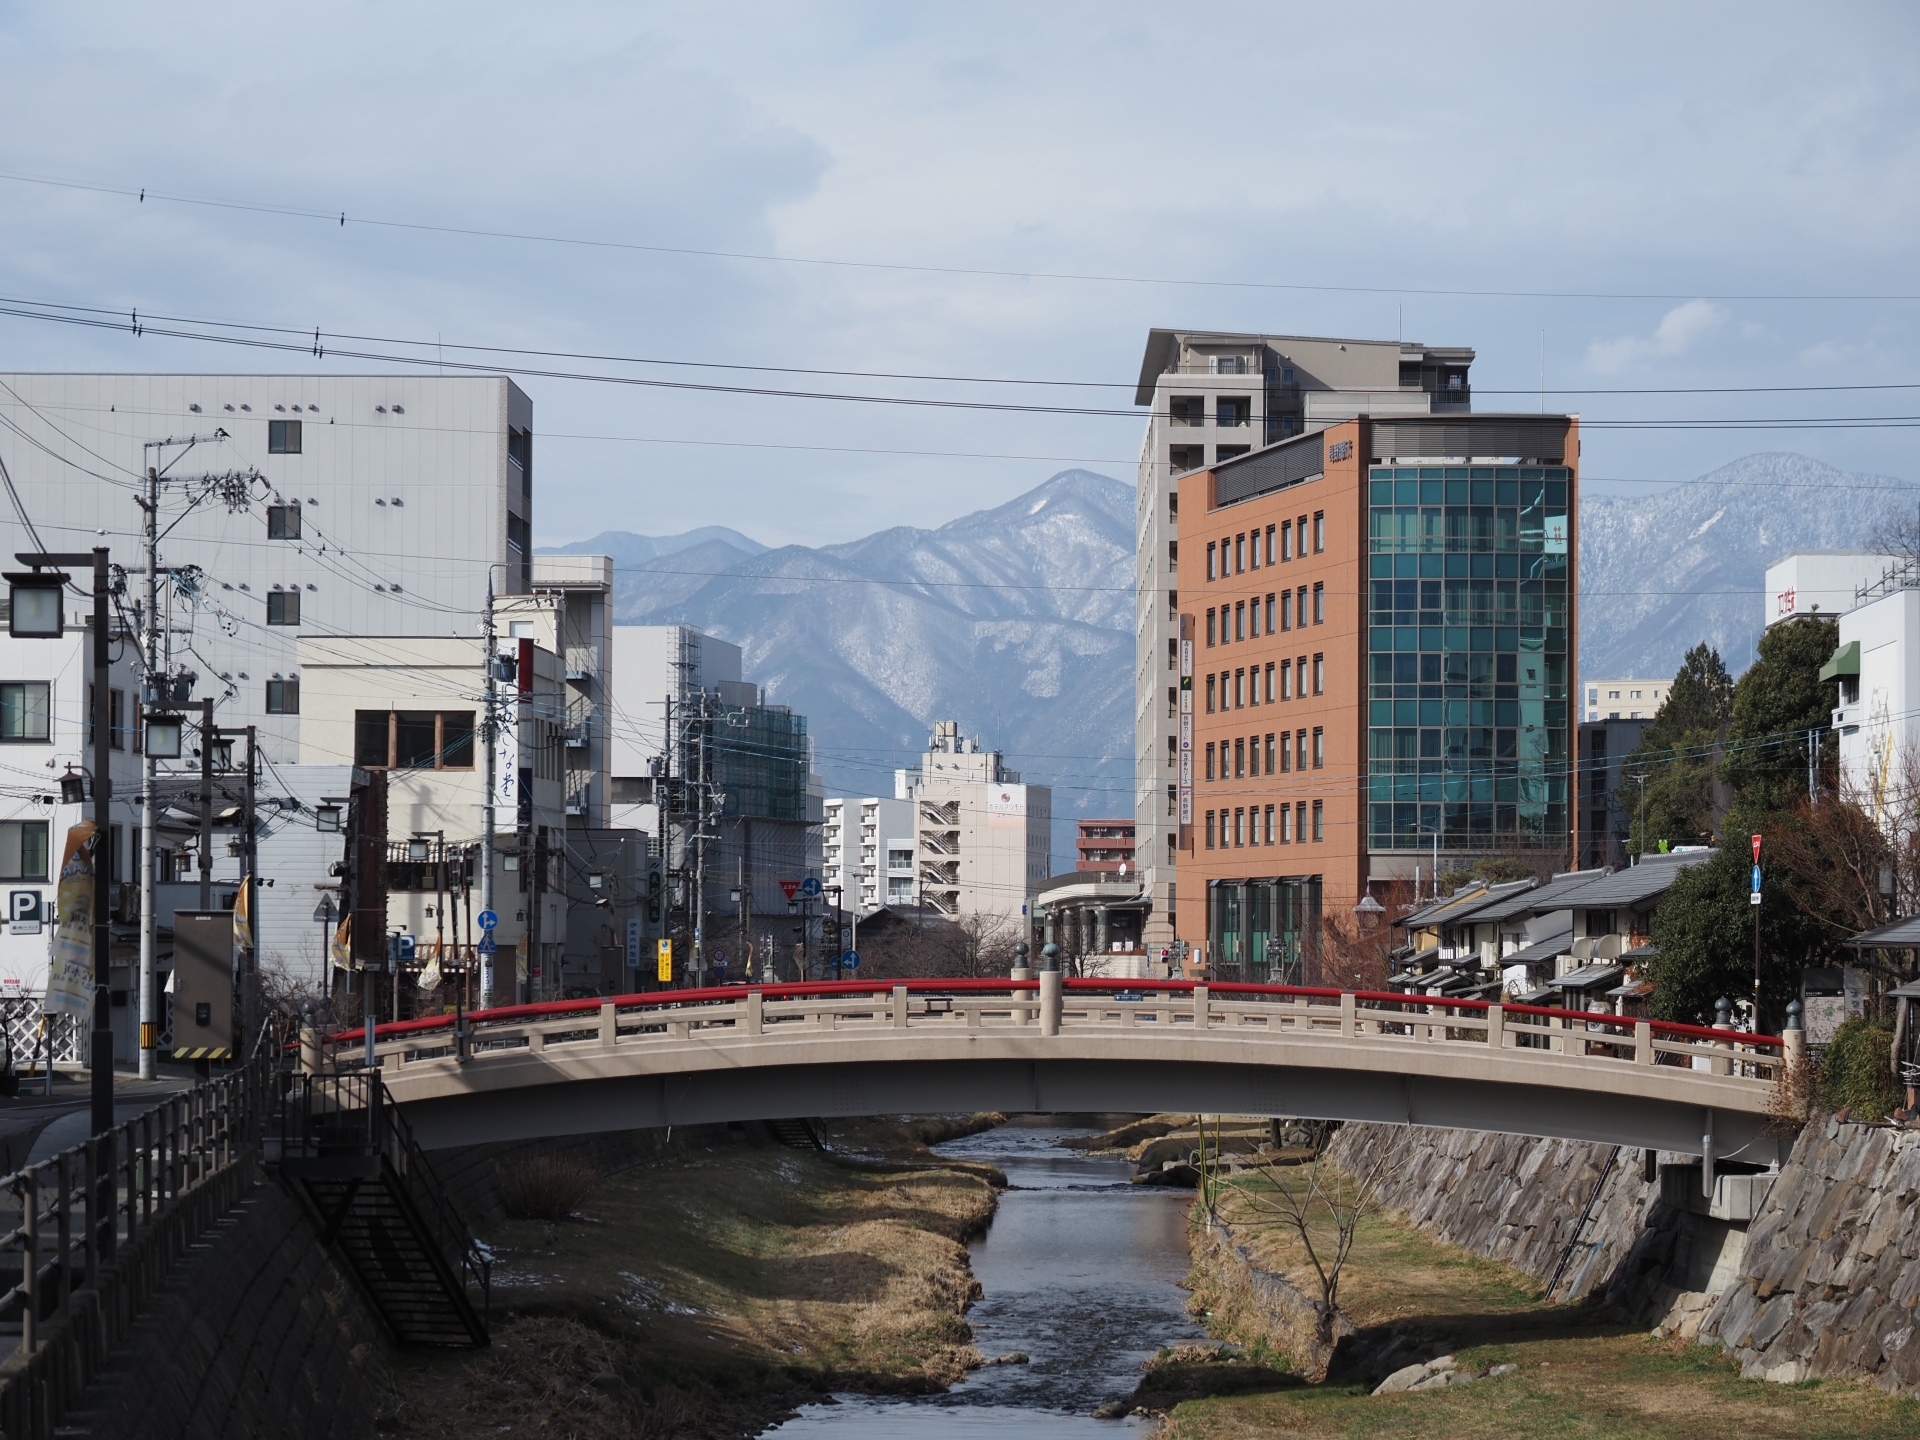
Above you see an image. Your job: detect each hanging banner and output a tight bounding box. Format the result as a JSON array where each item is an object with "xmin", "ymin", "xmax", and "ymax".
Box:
[
  {"xmin": 232, "ymin": 881, "xmax": 253, "ymax": 953},
  {"xmin": 418, "ymin": 941, "xmax": 443, "ymax": 992},
  {"xmin": 43, "ymin": 823, "xmax": 98, "ymax": 1018},
  {"xmin": 329, "ymin": 915, "xmax": 353, "ymax": 970}
]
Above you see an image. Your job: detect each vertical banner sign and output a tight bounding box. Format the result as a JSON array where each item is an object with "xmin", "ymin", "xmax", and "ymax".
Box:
[
  {"xmin": 656, "ymin": 938, "xmax": 673, "ymax": 983},
  {"xmin": 43, "ymin": 823, "xmax": 97, "ymax": 1017},
  {"xmin": 1751, "ymin": 833, "xmax": 1763, "ymax": 906},
  {"xmin": 495, "ymin": 641, "xmax": 520, "ymax": 817},
  {"xmin": 625, "ymin": 918, "xmax": 641, "ymax": 970},
  {"xmin": 1177, "ymin": 614, "xmax": 1194, "ymax": 838}
]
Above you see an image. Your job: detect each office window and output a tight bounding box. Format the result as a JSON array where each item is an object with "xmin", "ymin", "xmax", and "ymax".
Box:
[
  {"xmin": 1313, "ymin": 511, "xmax": 1325, "ymax": 552},
  {"xmin": 1313, "ymin": 726, "xmax": 1325, "ymax": 769},
  {"xmin": 1281, "ymin": 521, "xmax": 1292, "ymax": 561},
  {"xmin": 1265, "ymin": 525, "xmax": 1276, "ymax": 565},
  {"xmin": 1235, "ymin": 668, "xmax": 1245, "ymax": 708},
  {"xmin": 1313, "ymin": 582, "xmax": 1325, "ymax": 624},
  {"xmin": 266, "ymin": 678, "xmax": 301, "ymax": 714},
  {"xmin": 1281, "ymin": 591, "xmax": 1292, "ymax": 631},
  {"xmin": 353, "ymin": 710, "xmax": 476, "ymax": 770},
  {"xmin": 1235, "ymin": 807, "xmax": 1245, "ymax": 847},
  {"xmin": 1298, "ymin": 515, "xmax": 1309, "ymax": 551},
  {"xmin": 1207, "ymin": 608, "xmax": 1217, "ymax": 647},
  {"xmin": 1234, "ymin": 736, "xmax": 1245, "ymax": 779},
  {"xmin": 1205, "ymin": 742, "xmax": 1215, "ymax": 781},
  {"xmin": 1263, "ymin": 805, "xmax": 1274, "ymax": 844},
  {"xmin": 1235, "ymin": 601, "xmax": 1245, "ymax": 641},
  {"xmin": 1205, "ymin": 811, "xmax": 1216, "ymax": 849},
  {"xmin": 266, "ymin": 590, "xmax": 301, "ymax": 626},
  {"xmin": 267, "ymin": 504, "xmax": 302, "ymax": 539},
  {"xmin": 1249, "ymin": 530, "xmax": 1260, "ymax": 570},
  {"xmin": 1207, "ymin": 543, "xmax": 1217, "ymax": 581},
  {"xmin": 1167, "ymin": 834, "xmax": 1177, "ymax": 864},
  {"xmin": 1279, "ymin": 728, "xmax": 1291, "ymax": 772},
  {"xmin": 1248, "ymin": 600, "xmax": 1259, "ymax": 639},
  {"xmin": 1167, "ymin": 686, "xmax": 1177, "ymax": 720},
  {"xmin": 1206, "ymin": 675, "xmax": 1216, "ymax": 713},
  {"xmin": 1235, "ymin": 535, "xmax": 1246, "ymax": 573},
  {"xmin": 1280, "ymin": 659, "xmax": 1292, "ymax": 700},
  {"xmin": 1313, "ymin": 654, "xmax": 1325, "ymax": 695},
  {"xmin": 0, "ymin": 821, "xmax": 49, "ymax": 881},
  {"xmin": 1312, "ymin": 800, "xmax": 1324, "ymax": 841},
  {"xmin": 267, "ymin": 419, "xmax": 302, "ymax": 454},
  {"xmin": 1248, "ymin": 733, "xmax": 1260, "ymax": 777},
  {"xmin": 1631, "ymin": 689, "xmax": 1642, "ymax": 699},
  {"xmin": 0, "ymin": 683, "xmax": 50, "ymax": 742},
  {"xmin": 1265, "ymin": 593, "xmax": 1275, "ymax": 632},
  {"xmin": 87, "ymin": 684, "xmax": 126, "ymax": 750},
  {"xmin": 1296, "ymin": 731, "xmax": 1307, "ymax": 771},
  {"xmin": 1169, "ymin": 638, "xmax": 1178, "ymax": 672},
  {"xmin": 1280, "ymin": 804, "xmax": 1292, "ymax": 843},
  {"xmin": 1264, "ymin": 662, "xmax": 1274, "ymax": 703},
  {"xmin": 1263, "ymin": 732, "xmax": 1274, "ymax": 773},
  {"xmin": 1297, "ymin": 585, "xmax": 1308, "ymax": 625}
]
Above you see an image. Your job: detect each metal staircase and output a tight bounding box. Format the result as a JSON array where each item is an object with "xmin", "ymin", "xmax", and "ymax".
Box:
[{"xmin": 277, "ymin": 1072, "xmax": 490, "ymax": 1347}]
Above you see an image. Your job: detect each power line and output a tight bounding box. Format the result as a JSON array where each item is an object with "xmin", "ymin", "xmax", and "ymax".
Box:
[{"xmin": 4, "ymin": 169, "xmax": 1918, "ymax": 303}]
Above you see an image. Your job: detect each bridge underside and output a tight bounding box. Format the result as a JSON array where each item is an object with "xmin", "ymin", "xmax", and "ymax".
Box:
[{"xmin": 400, "ymin": 1057, "xmax": 1785, "ymax": 1165}]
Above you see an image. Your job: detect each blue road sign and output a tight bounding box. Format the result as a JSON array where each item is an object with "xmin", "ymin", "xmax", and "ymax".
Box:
[
  {"xmin": 839, "ymin": 950, "xmax": 861, "ymax": 971},
  {"xmin": 477, "ymin": 909, "xmax": 499, "ymax": 931},
  {"xmin": 1751, "ymin": 865, "xmax": 1763, "ymax": 892},
  {"xmin": 800, "ymin": 876, "xmax": 823, "ymax": 898},
  {"xmin": 1113, "ymin": 989, "xmax": 1144, "ymax": 1002},
  {"xmin": 476, "ymin": 934, "xmax": 497, "ymax": 954}
]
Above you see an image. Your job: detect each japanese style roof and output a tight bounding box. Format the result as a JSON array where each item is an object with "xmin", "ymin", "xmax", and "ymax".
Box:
[
  {"xmin": 1550, "ymin": 963, "xmax": 1625, "ymax": 992},
  {"xmin": 1474, "ymin": 869, "xmax": 1611, "ymax": 924},
  {"xmin": 1397, "ymin": 879, "xmax": 1536, "ymax": 930},
  {"xmin": 1534, "ymin": 850, "xmax": 1713, "ymax": 913},
  {"xmin": 1846, "ymin": 915, "xmax": 1920, "ymax": 949},
  {"xmin": 1499, "ymin": 927, "xmax": 1574, "ymax": 968}
]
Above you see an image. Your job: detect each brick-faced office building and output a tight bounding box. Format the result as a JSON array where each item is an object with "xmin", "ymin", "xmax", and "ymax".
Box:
[{"xmin": 1176, "ymin": 414, "xmax": 1580, "ymax": 980}]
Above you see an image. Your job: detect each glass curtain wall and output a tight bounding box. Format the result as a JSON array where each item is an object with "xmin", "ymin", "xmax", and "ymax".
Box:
[
  {"xmin": 1366, "ymin": 467, "xmax": 1571, "ymax": 854},
  {"xmin": 1209, "ymin": 877, "xmax": 1323, "ymax": 983}
]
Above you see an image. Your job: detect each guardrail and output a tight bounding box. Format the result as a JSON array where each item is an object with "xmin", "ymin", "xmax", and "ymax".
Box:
[
  {"xmin": 0, "ymin": 1058, "xmax": 272, "ymax": 1437},
  {"xmin": 315, "ymin": 979, "xmax": 1791, "ymax": 1089}
]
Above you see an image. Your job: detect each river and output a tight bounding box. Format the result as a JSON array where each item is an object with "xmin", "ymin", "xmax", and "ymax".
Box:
[{"xmin": 766, "ymin": 1119, "xmax": 1208, "ymax": 1437}]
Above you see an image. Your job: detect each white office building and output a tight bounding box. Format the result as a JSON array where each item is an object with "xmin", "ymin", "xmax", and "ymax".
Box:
[
  {"xmin": 896, "ymin": 721, "xmax": 1050, "ymax": 923},
  {"xmin": 1764, "ymin": 550, "xmax": 1891, "ymax": 630},
  {"xmin": 1132, "ymin": 331, "xmax": 1474, "ymax": 948},
  {"xmin": 1582, "ymin": 679, "xmax": 1670, "ymax": 722},
  {"xmin": 823, "ymin": 796, "xmax": 916, "ymax": 914}
]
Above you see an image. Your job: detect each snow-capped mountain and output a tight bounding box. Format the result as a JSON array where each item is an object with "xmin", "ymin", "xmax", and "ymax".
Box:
[
  {"xmin": 1577, "ymin": 453, "xmax": 1913, "ymax": 680},
  {"xmin": 542, "ymin": 469, "xmax": 1139, "ymax": 854}
]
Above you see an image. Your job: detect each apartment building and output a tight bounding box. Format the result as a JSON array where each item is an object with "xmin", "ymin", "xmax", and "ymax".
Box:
[
  {"xmin": 1075, "ymin": 818, "xmax": 1136, "ymax": 874},
  {"xmin": 497, "ymin": 555, "xmax": 615, "ymax": 828},
  {"xmin": 823, "ymin": 796, "xmax": 916, "ymax": 914},
  {"xmin": 1581, "ymin": 679, "xmax": 1668, "ymax": 722},
  {"xmin": 1134, "ymin": 330, "xmax": 1474, "ymax": 950},
  {"xmin": 1177, "ymin": 413, "xmax": 1579, "ymax": 978},
  {"xmin": 896, "ymin": 721, "xmax": 1050, "ymax": 922},
  {"xmin": 1576, "ymin": 717, "xmax": 1651, "ymax": 868}
]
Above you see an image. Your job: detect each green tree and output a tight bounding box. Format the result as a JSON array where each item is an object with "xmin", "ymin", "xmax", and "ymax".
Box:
[
  {"xmin": 1626, "ymin": 644, "xmax": 1734, "ymax": 856},
  {"xmin": 1645, "ymin": 842, "xmax": 1837, "ymax": 1027},
  {"xmin": 1721, "ymin": 614, "xmax": 1839, "ymax": 819}
]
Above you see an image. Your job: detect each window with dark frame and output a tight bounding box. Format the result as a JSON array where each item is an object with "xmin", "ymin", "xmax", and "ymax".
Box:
[
  {"xmin": 0, "ymin": 683, "xmax": 50, "ymax": 742},
  {"xmin": 1313, "ymin": 582, "xmax": 1325, "ymax": 624},
  {"xmin": 267, "ymin": 504, "xmax": 302, "ymax": 539},
  {"xmin": 352, "ymin": 710, "xmax": 477, "ymax": 770},
  {"xmin": 266, "ymin": 678, "xmax": 301, "ymax": 714},
  {"xmin": 0, "ymin": 820, "xmax": 49, "ymax": 881},
  {"xmin": 266, "ymin": 590, "xmax": 301, "ymax": 626},
  {"xmin": 268, "ymin": 419, "xmax": 302, "ymax": 454}
]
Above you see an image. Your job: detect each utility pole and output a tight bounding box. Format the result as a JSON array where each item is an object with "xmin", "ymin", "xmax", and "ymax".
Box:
[
  {"xmin": 197, "ymin": 697, "xmax": 214, "ymax": 910},
  {"xmin": 138, "ymin": 460, "xmax": 160, "ymax": 1080},
  {"xmin": 481, "ymin": 571, "xmax": 498, "ymax": 1008},
  {"xmin": 1631, "ymin": 771, "xmax": 1649, "ymax": 866}
]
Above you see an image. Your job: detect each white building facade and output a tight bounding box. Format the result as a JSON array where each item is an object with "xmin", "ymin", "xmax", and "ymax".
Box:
[
  {"xmin": 897, "ymin": 721, "xmax": 1050, "ymax": 923},
  {"xmin": 1582, "ymin": 679, "xmax": 1670, "ymax": 722},
  {"xmin": 822, "ymin": 796, "xmax": 916, "ymax": 914}
]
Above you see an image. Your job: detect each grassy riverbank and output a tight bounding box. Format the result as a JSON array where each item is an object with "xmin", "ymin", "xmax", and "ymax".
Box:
[
  {"xmin": 1159, "ymin": 1167, "xmax": 1920, "ymax": 1438},
  {"xmin": 379, "ymin": 1116, "xmax": 1003, "ymax": 1440}
]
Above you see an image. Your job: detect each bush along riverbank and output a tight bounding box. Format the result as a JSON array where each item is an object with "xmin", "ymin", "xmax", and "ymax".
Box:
[
  {"xmin": 377, "ymin": 1114, "xmax": 1006, "ymax": 1440},
  {"xmin": 1150, "ymin": 1123, "xmax": 1920, "ymax": 1438}
]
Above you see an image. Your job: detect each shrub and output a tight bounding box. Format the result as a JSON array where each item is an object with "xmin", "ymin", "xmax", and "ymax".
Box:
[
  {"xmin": 496, "ymin": 1151, "xmax": 603, "ymax": 1222},
  {"xmin": 1820, "ymin": 1017, "xmax": 1900, "ymax": 1121}
]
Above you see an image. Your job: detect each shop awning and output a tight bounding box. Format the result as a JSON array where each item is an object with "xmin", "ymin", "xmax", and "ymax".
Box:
[{"xmin": 1819, "ymin": 640, "xmax": 1860, "ymax": 683}]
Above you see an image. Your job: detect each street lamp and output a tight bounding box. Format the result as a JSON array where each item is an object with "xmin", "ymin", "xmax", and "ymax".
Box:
[
  {"xmin": 58, "ymin": 766, "xmax": 86, "ymax": 805},
  {"xmin": 407, "ymin": 836, "xmax": 431, "ymax": 863},
  {"xmin": 5, "ymin": 568, "xmax": 66, "ymax": 637},
  {"xmin": 208, "ymin": 737, "xmax": 234, "ymax": 773},
  {"xmin": 314, "ymin": 804, "xmax": 343, "ymax": 833},
  {"xmin": 144, "ymin": 713, "xmax": 184, "ymax": 760}
]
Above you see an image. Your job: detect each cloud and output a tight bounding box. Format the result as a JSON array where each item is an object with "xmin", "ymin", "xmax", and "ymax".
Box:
[{"xmin": 1586, "ymin": 300, "xmax": 1729, "ymax": 373}]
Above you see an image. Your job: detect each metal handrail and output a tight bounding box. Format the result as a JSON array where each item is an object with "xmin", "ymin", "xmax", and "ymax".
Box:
[{"xmin": 0, "ymin": 1057, "xmax": 269, "ymax": 1356}]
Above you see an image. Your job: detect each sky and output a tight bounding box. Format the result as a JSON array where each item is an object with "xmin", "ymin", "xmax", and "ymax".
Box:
[{"xmin": 1, "ymin": 2, "xmax": 1918, "ymax": 547}]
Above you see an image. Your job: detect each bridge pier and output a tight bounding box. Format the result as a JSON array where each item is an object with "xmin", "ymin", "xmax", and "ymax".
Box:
[{"xmin": 1039, "ymin": 971, "xmax": 1061, "ymax": 1035}]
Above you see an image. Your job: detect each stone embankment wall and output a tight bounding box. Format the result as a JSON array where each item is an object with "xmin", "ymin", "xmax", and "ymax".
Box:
[
  {"xmin": 1330, "ymin": 1118, "xmax": 1920, "ymax": 1394},
  {"xmin": 1327, "ymin": 1124, "xmax": 1661, "ymax": 1302},
  {"xmin": 1697, "ymin": 1118, "xmax": 1920, "ymax": 1391},
  {"xmin": 61, "ymin": 1179, "xmax": 385, "ymax": 1439},
  {"xmin": 1186, "ymin": 1215, "xmax": 1356, "ymax": 1379}
]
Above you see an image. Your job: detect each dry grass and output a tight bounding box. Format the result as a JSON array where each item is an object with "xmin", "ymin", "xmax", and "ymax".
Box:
[
  {"xmin": 382, "ymin": 1130, "xmax": 1000, "ymax": 1437},
  {"xmin": 495, "ymin": 1151, "xmax": 605, "ymax": 1223}
]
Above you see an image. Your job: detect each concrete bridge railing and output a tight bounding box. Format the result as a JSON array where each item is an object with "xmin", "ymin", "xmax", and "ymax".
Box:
[{"xmin": 313, "ymin": 979, "xmax": 1796, "ymax": 1164}]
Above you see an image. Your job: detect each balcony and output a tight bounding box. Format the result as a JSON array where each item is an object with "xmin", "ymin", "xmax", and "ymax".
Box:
[
  {"xmin": 564, "ymin": 646, "xmax": 600, "ymax": 683},
  {"xmin": 562, "ymin": 697, "xmax": 594, "ymax": 748}
]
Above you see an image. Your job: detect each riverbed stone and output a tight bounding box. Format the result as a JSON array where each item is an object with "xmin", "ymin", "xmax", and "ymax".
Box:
[{"xmin": 1373, "ymin": 1363, "xmax": 1429, "ymax": 1395}]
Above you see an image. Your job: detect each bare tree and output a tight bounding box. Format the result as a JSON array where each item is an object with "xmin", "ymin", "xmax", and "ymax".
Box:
[
  {"xmin": 1866, "ymin": 500, "xmax": 1920, "ymax": 568},
  {"xmin": 1203, "ymin": 1124, "xmax": 1408, "ymax": 1347}
]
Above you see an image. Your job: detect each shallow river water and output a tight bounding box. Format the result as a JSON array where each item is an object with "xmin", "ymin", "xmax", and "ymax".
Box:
[{"xmin": 765, "ymin": 1121, "xmax": 1208, "ymax": 1437}]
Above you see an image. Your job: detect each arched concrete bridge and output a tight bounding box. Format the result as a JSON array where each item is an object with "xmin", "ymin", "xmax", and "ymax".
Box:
[{"xmin": 323, "ymin": 978, "xmax": 1796, "ymax": 1169}]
